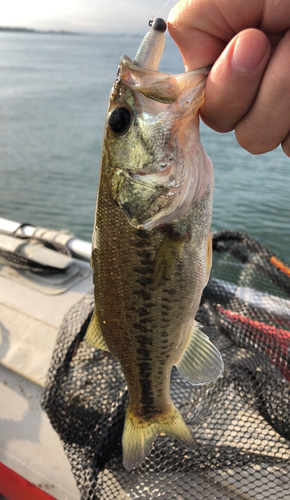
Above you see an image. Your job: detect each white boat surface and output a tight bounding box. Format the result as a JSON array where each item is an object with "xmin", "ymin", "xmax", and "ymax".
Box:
[{"xmin": 0, "ymin": 217, "xmax": 92, "ymax": 499}]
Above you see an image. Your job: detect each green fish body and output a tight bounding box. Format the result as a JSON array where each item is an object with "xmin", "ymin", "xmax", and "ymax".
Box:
[{"xmin": 87, "ymin": 21, "xmax": 223, "ymax": 470}]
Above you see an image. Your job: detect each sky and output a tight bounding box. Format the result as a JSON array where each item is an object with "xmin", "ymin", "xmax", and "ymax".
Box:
[{"xmin": 1, "ymin": 0, "xmax": 177, "ymax": 34}]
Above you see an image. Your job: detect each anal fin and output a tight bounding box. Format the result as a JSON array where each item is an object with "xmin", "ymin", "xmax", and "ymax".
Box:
[
  {"xmin": 176, "ymin": 321, "xmax": 223, "ymax": 385},
  {"xmin": 86, "ymin": 310, "xmax": 109, "ymax": 352}
]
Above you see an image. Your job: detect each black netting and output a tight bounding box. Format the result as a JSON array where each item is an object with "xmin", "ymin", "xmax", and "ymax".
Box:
[
  {"xmin": 0, "ymin": 248, "xmax": 66, "ymax": 274},
  {"xmin": 41, "ymin": 231, "xmax": 290, "ymax": 499}
]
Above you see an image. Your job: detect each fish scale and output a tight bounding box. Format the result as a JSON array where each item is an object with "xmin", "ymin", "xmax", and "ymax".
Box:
[{"xmin": 86, "ymin": 18, "xmax": 224, "ymax": 470}]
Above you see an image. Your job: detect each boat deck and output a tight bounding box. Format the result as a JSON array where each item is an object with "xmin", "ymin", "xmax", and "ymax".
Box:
[{"xmin": 0, "ymin": 269, "xmax": 93, "ymax": 499}]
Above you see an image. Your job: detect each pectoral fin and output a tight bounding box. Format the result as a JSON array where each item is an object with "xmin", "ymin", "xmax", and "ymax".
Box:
[
  {"xmin": 176, "ymin": 322, "xmax": 223, "ymax": 385},
  {"xmin": 152, "ymin": 229, "xmax": 189, "ymax": 290},
  {"xmin": 86, "ymin": 310, "xmax": 109, "ymax": 352}
]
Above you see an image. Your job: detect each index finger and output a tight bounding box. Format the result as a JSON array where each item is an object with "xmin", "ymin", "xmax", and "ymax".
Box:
[{"xmin": 168, "ymin": 0, "xmax": 290, "ymax": 69}]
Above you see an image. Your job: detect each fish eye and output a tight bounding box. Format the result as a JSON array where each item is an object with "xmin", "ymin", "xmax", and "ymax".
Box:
[{"xmin": 108, "ymin": 107, "xmax": 132, "ymax": 134}]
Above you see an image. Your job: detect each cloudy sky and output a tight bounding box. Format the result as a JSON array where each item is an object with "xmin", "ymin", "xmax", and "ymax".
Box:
[{"xmin": 2, "ymin": 0, "xmax": 177, "ymax": 34}]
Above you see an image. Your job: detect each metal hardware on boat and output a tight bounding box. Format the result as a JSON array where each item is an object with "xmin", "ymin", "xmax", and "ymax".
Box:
[
  {"xmin": 0, "ymin": 217, "xmax": 92, "ymax": 295},
  {"xmin": 0, "ymin": 217, "xmax": 92, "ymax": 262}
]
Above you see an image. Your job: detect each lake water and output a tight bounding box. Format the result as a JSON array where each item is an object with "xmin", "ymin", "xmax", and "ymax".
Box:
[{"xmin": 0, "ymin": 31, "xmax": 289, "ymax": 259}]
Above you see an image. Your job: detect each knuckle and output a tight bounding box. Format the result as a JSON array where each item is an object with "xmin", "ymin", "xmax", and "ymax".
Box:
[
  {"xmin": 235, "ymin": 121, "xmax": 278, "ymax": 154},
  {"xmin": 270, "ymin": 66, "xmax": 290, "ymax": 101}
]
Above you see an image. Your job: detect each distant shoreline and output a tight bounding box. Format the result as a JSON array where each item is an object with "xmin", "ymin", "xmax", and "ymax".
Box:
[{"xmin": 0, "ymin": 27, "xmax": 79, "ymax": 35}]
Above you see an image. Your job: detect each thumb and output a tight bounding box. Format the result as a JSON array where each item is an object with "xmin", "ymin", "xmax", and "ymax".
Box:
[{"xmin": 200, "ymin": 29, "xmax": 271, "ymax": 133}]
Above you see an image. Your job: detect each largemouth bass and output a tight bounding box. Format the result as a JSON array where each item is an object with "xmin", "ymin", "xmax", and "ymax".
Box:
[{"xmin": 87, "ymin": 18, "xmax": 223, "ymax": 470}]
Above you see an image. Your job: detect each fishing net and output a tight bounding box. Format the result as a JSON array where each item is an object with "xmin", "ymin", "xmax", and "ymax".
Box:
[{"xmin": 41, "ymin": 231, "xmax": 290, "ymax": 500}]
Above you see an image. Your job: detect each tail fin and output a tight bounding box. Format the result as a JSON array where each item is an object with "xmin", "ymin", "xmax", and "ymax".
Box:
[{"xmin": 122, "ymin": 404, "xmax": 196, "ymax": 470}]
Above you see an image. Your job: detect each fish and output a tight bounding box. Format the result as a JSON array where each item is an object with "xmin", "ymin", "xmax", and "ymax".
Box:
[{"xmin": 86, "ymin": 17, "xmax": 224, "ymax": 470}]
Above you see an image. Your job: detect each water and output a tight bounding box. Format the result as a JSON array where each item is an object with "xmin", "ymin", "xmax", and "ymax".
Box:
[{"xmin": 0, "ymin": 31, "xmax": 289, "ymax": 259}]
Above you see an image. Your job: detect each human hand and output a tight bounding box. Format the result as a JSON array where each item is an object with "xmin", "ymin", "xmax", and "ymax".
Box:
[{"xmin": 168, "ymin": 0, "xmax": 290, "ymax": 156}]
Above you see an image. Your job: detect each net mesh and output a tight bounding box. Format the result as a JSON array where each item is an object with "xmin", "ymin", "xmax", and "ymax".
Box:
[{"xmin": 41, "ymin": 231, "xmax": 290, "ymax": 500}]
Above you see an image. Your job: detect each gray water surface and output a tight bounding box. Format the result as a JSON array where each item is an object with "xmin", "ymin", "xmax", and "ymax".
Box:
[{"xmin": 0, "ymin": 32, "xmax": 289, "ymax": 259}]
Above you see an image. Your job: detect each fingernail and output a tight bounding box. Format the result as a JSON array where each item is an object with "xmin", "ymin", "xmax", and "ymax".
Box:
[{"xmin": 231, "ymin": 33, "xmax": 268, "ymax": 73}]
